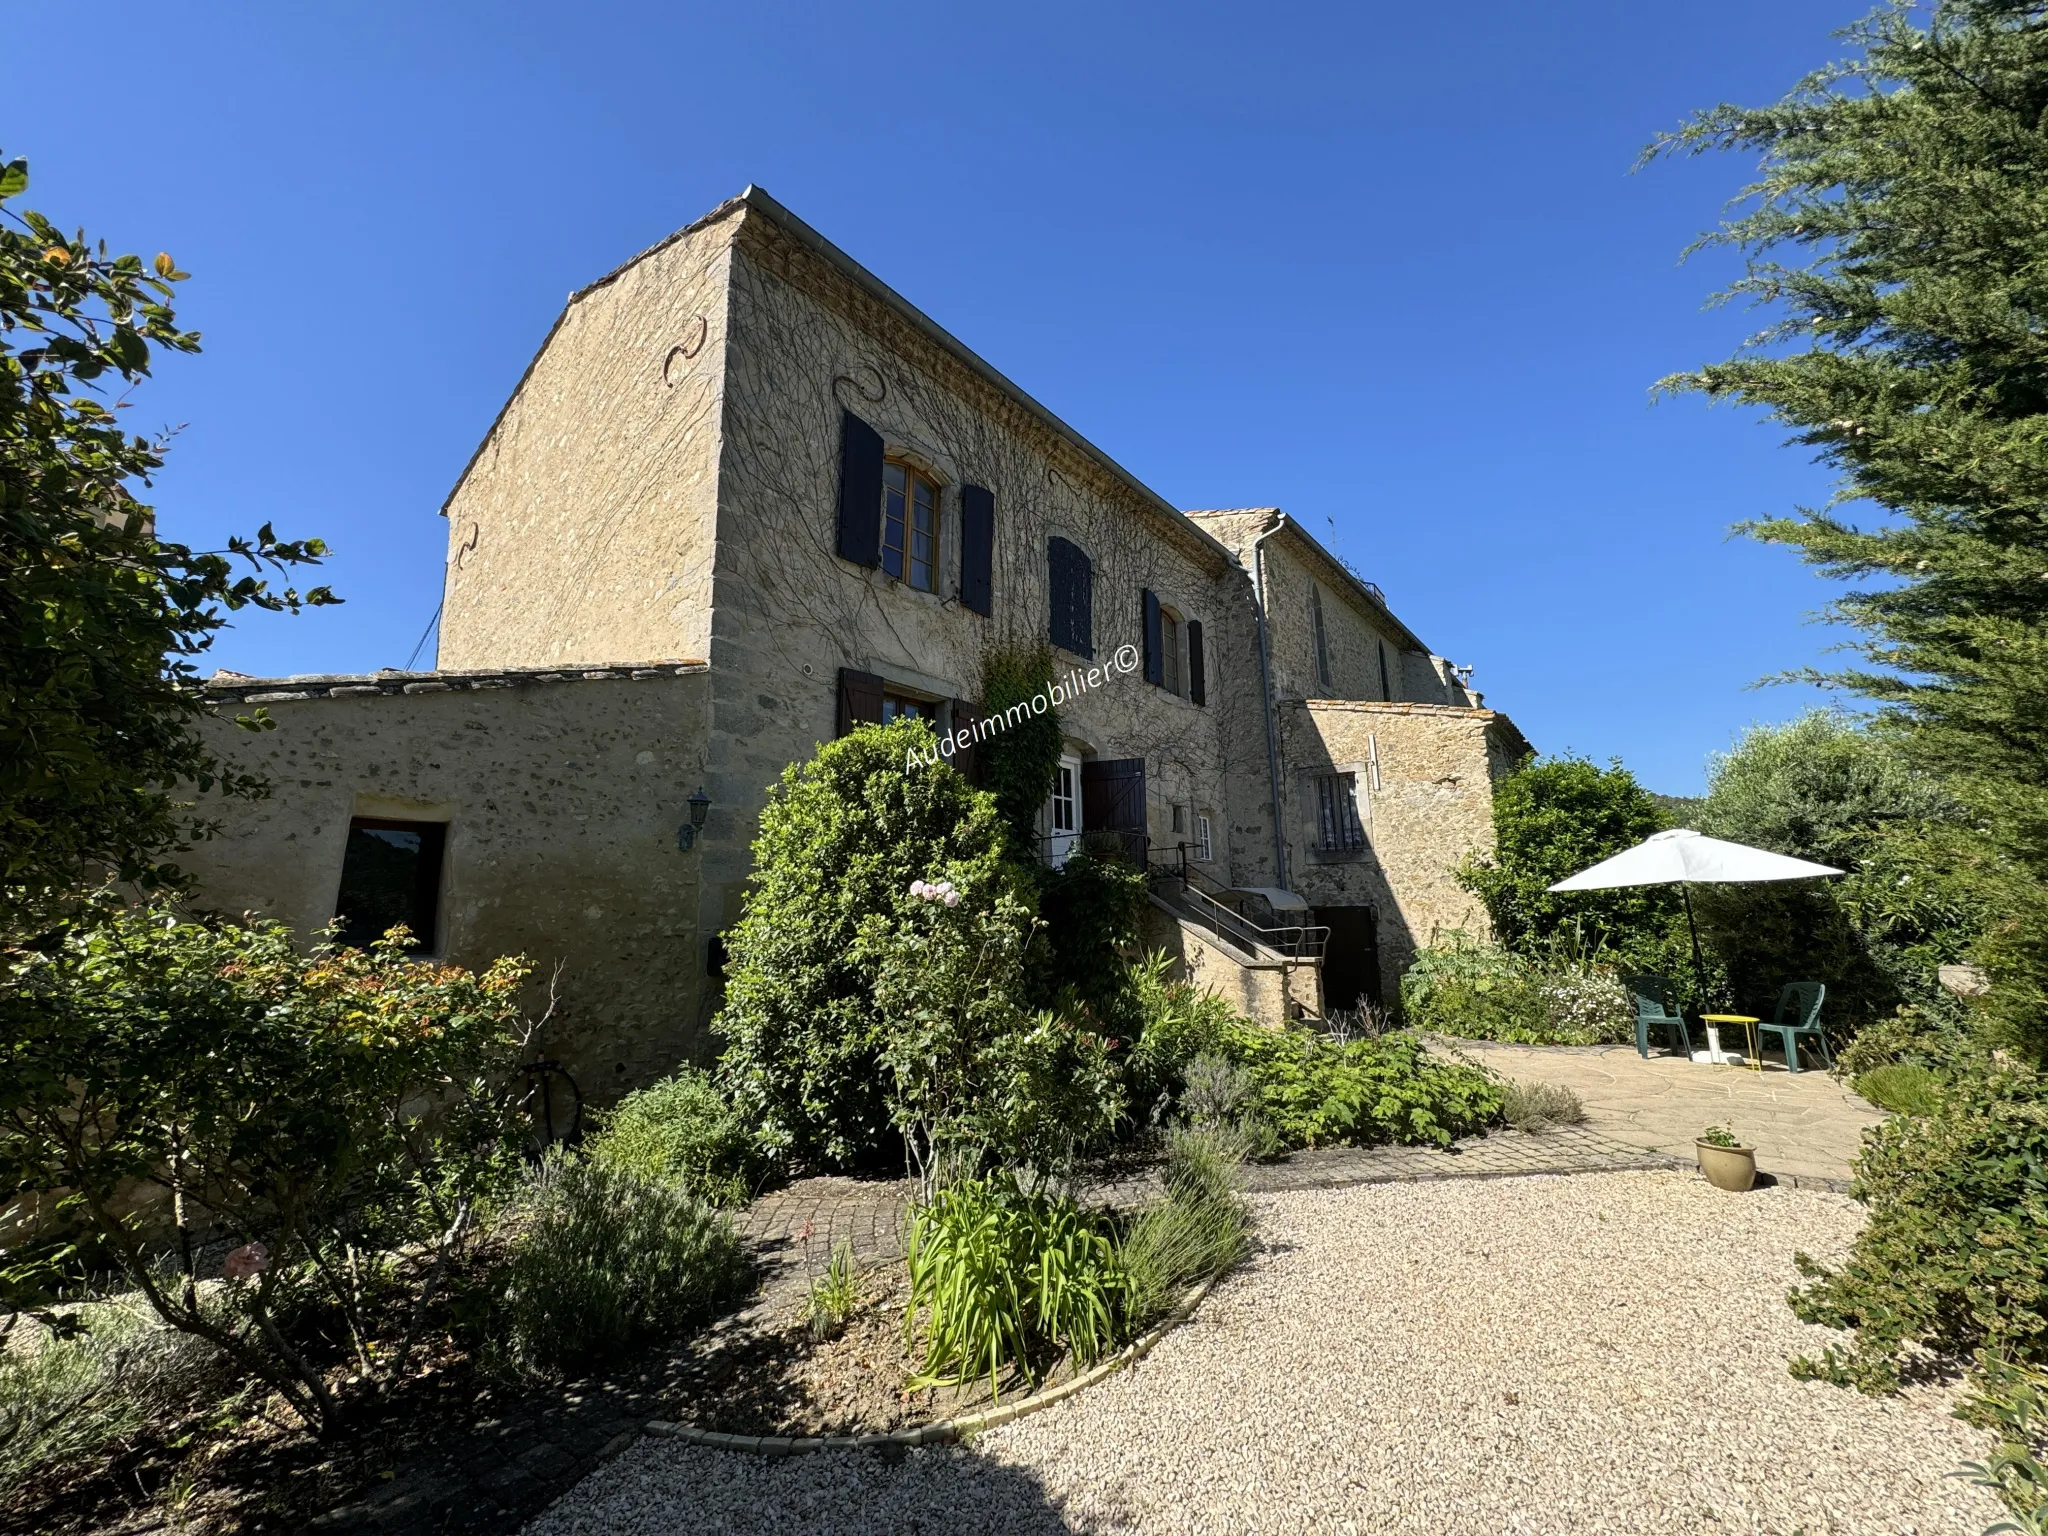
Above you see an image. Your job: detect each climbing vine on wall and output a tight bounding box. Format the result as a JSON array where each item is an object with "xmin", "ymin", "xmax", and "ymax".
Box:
[{"xmin": 977, "ymin": 642, "xmax": 1066, "ymax": 854}]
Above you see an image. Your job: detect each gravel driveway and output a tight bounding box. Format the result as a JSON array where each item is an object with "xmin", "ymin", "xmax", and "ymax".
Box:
[{"xmin": 524, "ymin": 1171, "xmax": 2002, "ymax": 1535}]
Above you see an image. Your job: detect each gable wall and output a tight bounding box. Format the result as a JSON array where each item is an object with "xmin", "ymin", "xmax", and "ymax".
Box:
[{"xmin": 438, "ymin": 219, "xmax": 738, "ymax": 670}]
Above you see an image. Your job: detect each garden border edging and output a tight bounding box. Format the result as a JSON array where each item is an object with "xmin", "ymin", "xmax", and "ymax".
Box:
[{"xmin": 643, "ymin": 1273, "xmax": 1220, "ymax": 1456}]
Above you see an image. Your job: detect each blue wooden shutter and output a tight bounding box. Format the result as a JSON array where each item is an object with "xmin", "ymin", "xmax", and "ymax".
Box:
[
  {"xmin": 1187, "ymin": 619, "xmax": 1206, "ymax": 706},
  {"xmin": 1048, "ymin": 537, "xmax": 1094, "ymax": 659},
  {"xmin": 835, "ymin": 411, "xmax": 884, "ymax": 567},
  {"xmin": 1141, "ymin": 589, "xmax": 1164, "ymax": 686},
  {"xmin": 960, "ymin": 484, "xmax": 994, "ymax": 616}
]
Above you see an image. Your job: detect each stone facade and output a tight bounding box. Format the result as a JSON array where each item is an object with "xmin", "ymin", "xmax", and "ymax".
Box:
[
  {"xmin": 186, "ymin": 186, "xmax": 1529, "ymax": 1099},
  {"xmin": 180, "ymin": 666, "xmax": 712, "ymax": 1096}
]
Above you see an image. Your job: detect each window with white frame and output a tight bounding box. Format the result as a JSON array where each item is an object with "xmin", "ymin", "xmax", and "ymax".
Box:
[
  {"xmin": 1315, "ymin": 772, "xmax": 1365, "ymax": 855},
  {"xmin": 1047, "ymin": 754, "xmax": 1081, "ymax": 866},
  {"xmin": 1195, "ymin": 813, "xmax": 1213, "ymax": 863}
]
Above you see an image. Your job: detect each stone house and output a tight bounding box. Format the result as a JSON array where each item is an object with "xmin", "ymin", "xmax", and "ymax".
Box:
[{"xmin": 182, "ymin": 187, "xmax": 1528, "ymax": 1102}]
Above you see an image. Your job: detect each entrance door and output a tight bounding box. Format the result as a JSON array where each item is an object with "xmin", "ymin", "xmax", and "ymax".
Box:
[
  {"xmin": 1080, "ymin": 757, "xmax": 1148, "ymax": 866},
  {"xmin": 1046, "ymin": 754, "xmax": 1082, "ymax": 867},
  {"xmin": 1317, "ymin": 905, "xmax": 1382, "ymax": 1010}
]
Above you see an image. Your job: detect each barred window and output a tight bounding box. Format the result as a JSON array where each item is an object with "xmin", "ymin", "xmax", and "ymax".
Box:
[{"xmin": 1315, "ymin": 773, "xmax": 1364, "ymax": 854}]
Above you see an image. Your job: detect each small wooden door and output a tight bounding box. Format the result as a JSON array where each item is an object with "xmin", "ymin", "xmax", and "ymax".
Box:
[{"xmin": 1317, "ymin": 905, "xmax": 1382, "ymax": 1010}]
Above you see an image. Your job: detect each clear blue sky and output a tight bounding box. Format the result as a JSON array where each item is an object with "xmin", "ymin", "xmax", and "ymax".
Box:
[{"xmin": 11, "ymin": 0, "xmax": 1871, "ymax": 794}]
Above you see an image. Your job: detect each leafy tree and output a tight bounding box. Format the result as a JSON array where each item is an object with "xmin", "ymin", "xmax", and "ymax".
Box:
[
  {"xmin": 0, "ymin": 153, "xmax": 335, "ymax": 934},
  {"xmin": 1652, "ymin": 2, "xmax": 2048, "ymax": 1058},
  {"xmin": 1693, "ymin": 711, "xmax": 1983, "ymax": 1023},
  {"xmin": 713, "ymin": 719, "xmax": 1028, "ymax": 1171},
  {"xmin": 1456, "ymin": 755, "xmax": 1681, "ymax": 962},
  {"xmin": 0, "ymin": 909, "xmax": 532, "ymax": 1432}
]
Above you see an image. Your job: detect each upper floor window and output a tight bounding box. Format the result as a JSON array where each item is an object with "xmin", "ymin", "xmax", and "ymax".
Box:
[
  {"xmin": 1048, "ymin": 537, "xmax": 1094, "ymax": 658},
  {"xmin": 1314, "ymin": 773, "xmax": 1365, "ymax": 856},
  {"xmin": 882, "ymin": 460, "xmax": 938, "ymax": 592},
  {"xmin": 1160, "ymin": 607, "xmax": 1183, "ymax": 695},
  {"xmin": 1310, "ymin": 582, "xmax": 1334, "ymax": 693},
  {"xmin": 1378, "ymin": 639, "xmax": 1393, "ymax": 701}
]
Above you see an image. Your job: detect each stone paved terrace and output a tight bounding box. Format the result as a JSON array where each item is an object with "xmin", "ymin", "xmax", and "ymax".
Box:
[{"xmin": 1448, "ymin": 1039, "xmax": 1884, "ymax": 1183}]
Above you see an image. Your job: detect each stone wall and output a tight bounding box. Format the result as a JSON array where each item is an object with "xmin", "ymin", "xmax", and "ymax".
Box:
[
  {"xmin": 438, "ymin": 213, "xmax": 736, "ymax": 671},
  {"xmin": 182, "ymin": 666, "xmax": 713, "ymax": 1103},
  {"xmin": 695, "ymin": 206, "xmax": 1253, "ymax": 937},
  {"xmin": 1279, "ymin": 700, "xmax": 1520, "ymax": 997}
]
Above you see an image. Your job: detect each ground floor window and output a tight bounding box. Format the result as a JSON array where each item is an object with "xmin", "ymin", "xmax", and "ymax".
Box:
[
  {"xmin": 334, "ymin": 817, "xmax": 447, "ymax": 952},
  {"xmin": 1314, "ymin": 773, "xmax": 1365, "ymax": 856},
  {"xmin": 882, "ymin": 692, "xmax": 940, "ymax": 725},
  {"xmin": 1195, "ymin": 812, "xmax": 1213, "ymax": 863},
  {"xmin": 1047, "ymin": 755, "xmax": 1081, "ymax": 866}
]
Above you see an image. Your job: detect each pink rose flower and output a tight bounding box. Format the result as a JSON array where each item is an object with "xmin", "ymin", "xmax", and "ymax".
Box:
[{"xmin": 222, "ymin": 1241, "xmax": 269, "ymax": 1281}]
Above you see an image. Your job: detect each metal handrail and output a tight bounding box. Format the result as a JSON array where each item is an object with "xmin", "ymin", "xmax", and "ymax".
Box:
[{"xmin": 1148, "ymin": 856, "xmax": 1328, "ymax": 964}]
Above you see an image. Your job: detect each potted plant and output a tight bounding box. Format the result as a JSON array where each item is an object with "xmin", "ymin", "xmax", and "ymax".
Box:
[{"xmin": 1694, "ymin": 1124, "xmax": 1757, "ymax": 1192}]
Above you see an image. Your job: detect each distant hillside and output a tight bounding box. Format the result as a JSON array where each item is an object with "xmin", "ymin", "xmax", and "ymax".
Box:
[{"xmin": 1651, "ymin": 793, "xmax": 1702, "ymax": 826}]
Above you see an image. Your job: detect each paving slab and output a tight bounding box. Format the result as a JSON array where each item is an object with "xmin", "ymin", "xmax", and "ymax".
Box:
[{"xmin": 1445, "ymin": 1038, "xmax": 1885, "ymax": 1182}]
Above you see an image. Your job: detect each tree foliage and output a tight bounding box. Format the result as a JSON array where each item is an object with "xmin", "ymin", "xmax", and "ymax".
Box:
[
  {"xmin": 1456, "ymin": 755, "xmax": 1681, "ymax": 962},
  {"xmin": 0, "ymin": 153, "xmax": 336, "ymax": 933},
  {"xmin": 0, "ymin": 909, "xmax": 532, "ymax": 1431},
  {"xmin": 1652, "ymin": 1, "xmax": 2048, "ymax": 1057},
  {"xmin": 1693, "ymin": 710, "xmax": 1983, "ymax": 1023}
]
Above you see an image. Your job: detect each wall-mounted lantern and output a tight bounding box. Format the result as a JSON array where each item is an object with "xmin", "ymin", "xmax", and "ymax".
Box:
[{"xmin": 677, "ymin": 787, "xmax": 711, "ymax": 851}]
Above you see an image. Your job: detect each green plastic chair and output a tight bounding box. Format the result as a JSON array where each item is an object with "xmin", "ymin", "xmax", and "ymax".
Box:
[
  {"xmin": 1757, "ymin": 982, "xmax": 1829, "ymax": 1073},
  {"xmin": 1625, "ymin": 975, "xmax": 1694, "ymax": 1059}
]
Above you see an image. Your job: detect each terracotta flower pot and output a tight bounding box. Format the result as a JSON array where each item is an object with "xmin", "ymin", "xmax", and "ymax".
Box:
[{"xmin": 1695, "ymin": 1139, "xmax": 1757, "ymax": 1192}]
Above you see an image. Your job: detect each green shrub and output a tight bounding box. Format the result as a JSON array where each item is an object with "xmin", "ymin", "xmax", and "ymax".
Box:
[
  {"xmin": 0, "ymin": 1305, "xmax": 220, "ymax": 1491},
  {"xmin": 713, "ymin": 719, "xmax": 1024, "ymax": 1170},
  {"xmin": 1031, "ymin": 851, "xmax": 1148, "ymax": 1027},
  {"xmin": 1177, "ymin": 1053, "xmax": 1281, "ymax": 1158},
  {"xmin": 1402, "ymin": 939, "xmax": 1631, "ymax": 1045},
  {"xmin": 1789, "ymin": 1066, "xmax": 2048, "ymax": 1393},
  {"xmin": 1954, "ymin": 1360, "xmax": 2048, "ymax": 1536},
  {"xmin": 497, "ymin": 1156, "xmax": 752, "ymax": 1375},
  {"xmin": 1854, "ymin": 1062, "xmax": 1945, "ymax": 1118},
  {"xmin": 903, "ymin": 1173, "xmax": 1123, "ymax": 1396},
  {"xmin": 0, "ymin": 908, "xmax": 531, "ymax": 1432},
  {"xmin": 1119, "ymin": 1127, "xmax": 1254, "ymax": 1327},
  {"xmin": 584, "ymin": 1069, "xmax": 757, "ymax": 1207},
  {"xmin": 1500, "ymin": 1080, "xmax": 1587, "ymax": 1132},
  {"xmin": 1124, "ymin": 951, "xmax": 1242, "ymax": 1113},
  {"xmin": 1218, "ymin": 1024, "xmax": 1503, "ymax": 1149}
]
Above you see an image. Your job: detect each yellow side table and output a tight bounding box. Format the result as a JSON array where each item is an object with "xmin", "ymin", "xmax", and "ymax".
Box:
[{"xmin": 1700, "ymin": 1014, "xmax": 1763, "ymax": 1071}]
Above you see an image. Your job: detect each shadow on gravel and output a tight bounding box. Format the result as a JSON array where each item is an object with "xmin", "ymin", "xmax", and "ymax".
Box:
[{"xmin": 524, "ymin": 1437, "xmax": 1133, "ymax": 1535}]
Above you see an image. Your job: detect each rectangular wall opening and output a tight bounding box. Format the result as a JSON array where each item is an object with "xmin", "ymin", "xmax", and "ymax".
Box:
[{"xmin": 333, "ymin": 817, "xmax": 447, "ymax": 952}]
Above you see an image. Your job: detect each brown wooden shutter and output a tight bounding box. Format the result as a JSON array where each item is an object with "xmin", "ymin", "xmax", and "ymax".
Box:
[
  {"xmin": 1141, "ymin": 589, "xmax": 1164, "ymax": 687},
  {"xmin": 1080, "ymin": 757, "xmax": 1147, "ymax": 866},
  {"xmin": 835, "ymin": 412, "xmax": 884, "ymax": 567},
  {"xmin": 836, "ymin": 668, "xmax": 884, "ymax": 736},
  {"xmin": 959, "ymin": 485, "xmax": 994, "ymax": 616},
  {"xmin": 948, "ymin": 699, "xmax": 985, "ymax": 783},
  {"xmin": 1187, "ymin": 619, "xmax": 1206, "ymax": 706}
]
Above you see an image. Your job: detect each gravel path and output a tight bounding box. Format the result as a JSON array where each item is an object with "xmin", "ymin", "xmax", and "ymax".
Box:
[{"xmin": 524, "ymin": 1171, "xmax": 2002, "ymax": 1535}]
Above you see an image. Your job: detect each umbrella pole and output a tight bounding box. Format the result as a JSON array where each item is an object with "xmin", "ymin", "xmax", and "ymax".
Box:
[{"xmin": 1681, "ymin": 882, "xmax": 1705, "ymax": 1000}]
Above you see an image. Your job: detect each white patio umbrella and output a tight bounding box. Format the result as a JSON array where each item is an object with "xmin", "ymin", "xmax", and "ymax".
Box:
[{"xmin": 1546, "ymin": 828, "xmax": 1843, "ymax": 979}]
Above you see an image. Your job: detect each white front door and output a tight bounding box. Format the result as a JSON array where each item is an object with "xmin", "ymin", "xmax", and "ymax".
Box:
[{"xmin": 1047, "ymin": 754, "xmax": 1082, "ymax": 867}]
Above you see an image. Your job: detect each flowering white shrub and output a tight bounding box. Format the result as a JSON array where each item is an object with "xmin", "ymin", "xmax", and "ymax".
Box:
[{"xmin": 1538, "ymin": 966, "xmax": 1633, "ymax": 1045}]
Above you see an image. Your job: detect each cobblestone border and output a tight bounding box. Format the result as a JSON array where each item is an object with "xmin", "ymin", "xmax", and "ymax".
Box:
[{"xmin": 643, "ymin": 1274, "xmax": 1218, "ymax": 1456}]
